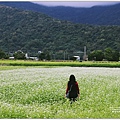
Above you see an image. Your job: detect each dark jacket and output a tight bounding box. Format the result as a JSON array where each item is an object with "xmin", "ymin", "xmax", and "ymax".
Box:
[{"xmin": 66, "ymin": 81, "xmax": 80, "ymax": 98}]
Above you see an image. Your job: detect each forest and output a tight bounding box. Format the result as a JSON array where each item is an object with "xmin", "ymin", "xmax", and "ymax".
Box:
[
  {"xmin": 0, "ymin": 4, "xmax": 120, "ymax": 60},
  {"xmin": 1, "ymin": 2, "xmax": 120, "ymax": 25}
]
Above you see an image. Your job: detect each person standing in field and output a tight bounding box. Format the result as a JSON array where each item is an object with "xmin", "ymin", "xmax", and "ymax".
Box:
[{"xmin": 65, "ymin": 74, "xmax": 80, "ymax": 102}]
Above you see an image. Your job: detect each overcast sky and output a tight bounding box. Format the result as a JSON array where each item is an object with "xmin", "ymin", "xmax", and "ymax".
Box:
[{"xmin": 32, "ymin": 1, "xmax": 120, "ymax": 8}]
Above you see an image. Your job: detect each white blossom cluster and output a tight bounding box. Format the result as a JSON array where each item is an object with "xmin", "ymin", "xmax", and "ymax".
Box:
[{"xmin": 0, "ymin": 67, "xmax": 120, "ymax": 118}]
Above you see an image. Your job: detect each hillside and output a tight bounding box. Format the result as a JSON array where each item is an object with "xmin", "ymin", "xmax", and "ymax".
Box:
[
  {"xmin": 0, "ymin": 2, "xmax": 120, "ymax": 25},
  {"xmin": 0, "ymin": 5, "xmax": 120, "ymax": 59}
]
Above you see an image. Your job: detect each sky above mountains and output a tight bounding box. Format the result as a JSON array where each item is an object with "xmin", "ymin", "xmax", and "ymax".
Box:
[{"xmin": 33, "ymin": 1, "xmax": 120, "ymax": 8}]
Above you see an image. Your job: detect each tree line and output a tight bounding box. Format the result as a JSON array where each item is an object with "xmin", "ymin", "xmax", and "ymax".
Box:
[
  {"xmin": 88, "ymin": 47, "xmax": 119, "ymax": 61},
  {"xmin": 0, "ymin": 48, "xmax": 119, "ymax": 61}
]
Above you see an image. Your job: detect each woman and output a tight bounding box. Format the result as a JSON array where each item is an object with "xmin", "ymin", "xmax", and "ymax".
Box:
[{"xmin": 65, "ymin": 74, "xmax": 80, "ymax": 101}]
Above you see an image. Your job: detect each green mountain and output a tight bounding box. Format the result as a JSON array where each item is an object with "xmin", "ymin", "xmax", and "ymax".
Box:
[
  {"xmin": 0, "ymin": 2, "xmax": 120, "ymax": 25},
  {"xmin": 0, "ymin": 5, "xmax": 120, "ymax": 59}
]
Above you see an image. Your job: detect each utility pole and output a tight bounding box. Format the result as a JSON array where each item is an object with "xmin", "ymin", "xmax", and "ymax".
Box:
[
  {"xmin": 53, "ymin": 54, "xmax": 56, "ymax": 60},
  {"xmin": 83, "ymin": 46, "xmax": 87, "ymax": 61},
  {"xmin": 64, "ymin": 51, "xmax": 66, "ymax": 60}
]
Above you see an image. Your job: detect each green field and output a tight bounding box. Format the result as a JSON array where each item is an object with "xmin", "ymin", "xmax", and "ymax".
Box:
[
  {"xmin": 0, "ymin": 60, "xmax": 120, "ymax": 67},
  {"xmin": 0, "ymin": 66, "xmax": 120, "ymax": 118}
]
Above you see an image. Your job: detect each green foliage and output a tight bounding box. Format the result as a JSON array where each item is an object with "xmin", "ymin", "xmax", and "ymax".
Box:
[
  {"xmin": 38, "ymin": 51, "xmax": 51, "ymax": 60},
  {"xmin": 38, "ymin": 53, "xmax": 45, "ymax": 60},
  {"xmin": 88, "ymin": 50, "xmax": 104, "ymax": 61},
  {"xmin": 88, "ymin": 48, "xmax": 120, "ymax": 61},
  {"xmin": 0, "ymin": 60, "xmax": 120, "ymax": 67},
  {"xmin": 0, "ymin": 5, "xmax": 120, "ymax": 58},
  {"xmin": 0, "ymin": 67, "xmax": 120, "ymax": 118},
  {"xmin": 104, "ymin": 48, "xmax": 119, "ymax": 61},
  {"xmin": 104, "ymin": 48, "xmax": 113, "ymax": 61},
  {"xmin": 13, "ymin": 50, "xmax": 26, "ymax": 60},
  {"xmin": 0, "ymin": 49, "xmax": 8, "ymax": 59}
]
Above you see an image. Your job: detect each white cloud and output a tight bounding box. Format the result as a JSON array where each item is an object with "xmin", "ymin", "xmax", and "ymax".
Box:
[{"xmin": 33, "ymin": 1, "xmax": 120, "ymax": 8}]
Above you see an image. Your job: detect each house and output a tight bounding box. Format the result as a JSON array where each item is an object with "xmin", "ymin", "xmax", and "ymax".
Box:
[
  {"xmin": 73, "ymin": 56, "xmax": 80, "ymax": 61},
  {"xmin": 9, "ymin": 57, "xmax": 14, "ymax": 60},
  {"xmin": 25, "ymin": 53, "xmax": 38, "ymax": 60}
]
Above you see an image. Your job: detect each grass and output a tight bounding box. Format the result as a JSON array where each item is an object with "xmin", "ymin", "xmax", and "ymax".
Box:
[
  {"xmin": 0, "ymin": 59, "xmax": 120, "ymax": 67},
  {"xmin": 0, "ymin": 66, "xmax": 120, "ymax": 118},
  {"xmin": 0, "ymin": 66, "xmax": 27, "ymax": 71}
]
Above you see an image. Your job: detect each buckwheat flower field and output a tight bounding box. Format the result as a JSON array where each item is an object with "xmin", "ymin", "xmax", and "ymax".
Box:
[{"xmin": 0, "ymin": 66, "xmax": 120, "ymax": 118}]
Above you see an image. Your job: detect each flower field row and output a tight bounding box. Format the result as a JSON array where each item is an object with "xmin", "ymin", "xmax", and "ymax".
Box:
[{"xmin": 0, "ymin": 66, "xmax": 120, "ymax": 118}]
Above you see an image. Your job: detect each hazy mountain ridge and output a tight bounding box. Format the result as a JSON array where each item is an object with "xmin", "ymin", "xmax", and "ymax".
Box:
[{"xmin": 0, "ymin": 2, "xmax": 120, "ymax": 25}]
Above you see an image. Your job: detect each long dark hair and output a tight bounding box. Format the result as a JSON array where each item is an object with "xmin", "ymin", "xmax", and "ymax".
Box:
[{"xmin": 68, "ymin": 74, "xmax": 76, "ymax": 88}]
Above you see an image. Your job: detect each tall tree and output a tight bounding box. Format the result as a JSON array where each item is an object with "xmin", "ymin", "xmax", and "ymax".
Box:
[
  {"xmin": 104, "ymin": 47, "xmax": 119, "ymax": 61},
  {"xmin": 0, "ymin": 49, "xmax": 8, "ymax": 59},
  {"xmin": 88, "ymin": 50, "xmax": 104, "ymax": 61},
  {"xmin": 13, "ymin": 50, "xmax": 26, "ymax": 60}
]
